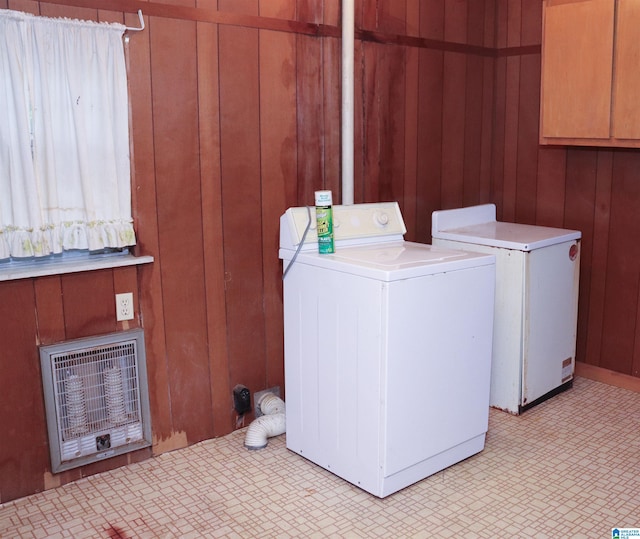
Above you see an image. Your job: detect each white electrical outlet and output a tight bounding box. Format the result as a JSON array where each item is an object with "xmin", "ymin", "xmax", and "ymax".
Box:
[{"xmin": 115, "ymin": 292, "xmax": 134, "ymax": 321}]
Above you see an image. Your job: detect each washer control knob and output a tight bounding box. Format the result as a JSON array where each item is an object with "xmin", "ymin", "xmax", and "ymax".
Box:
[{"xmin": 374, "ymin": 211, "xmax": 390, "ymax": 227}]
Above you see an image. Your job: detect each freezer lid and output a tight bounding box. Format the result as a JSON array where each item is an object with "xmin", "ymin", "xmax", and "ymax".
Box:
[
  {"xmin": 432, "ymin": 204, "xmax": 581, "ymax": 251},
  {"xmin": 280, "ymin": 241, "xmax": 495, "ymax": 281}
]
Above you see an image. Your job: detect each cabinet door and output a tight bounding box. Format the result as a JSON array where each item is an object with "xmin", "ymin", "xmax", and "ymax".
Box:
[
  {"xmin": 540, "ymin": 0, "xmax": 615, "ymax": 140},
  {"xmin": 612, "ymin": 0, "xmax": 640, "ymax": 139}
]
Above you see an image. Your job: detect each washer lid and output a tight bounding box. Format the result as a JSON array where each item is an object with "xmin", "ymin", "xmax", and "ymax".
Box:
[
  {"xmin": 433, "ymin": 221, "xmax": 581, "ymax": 251},
  {"xmin": 280, "ymin": 241, "xmax": 495, "ymax": 281}
]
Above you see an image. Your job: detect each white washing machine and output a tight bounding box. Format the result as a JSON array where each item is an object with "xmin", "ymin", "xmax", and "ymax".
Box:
[
  {"xmin": 279, "ymin": 202, "xmax": 496, "ymax": 497},
  {"xmin": 432, "ymin": 204, "xmax": 581, "ymax": 414}
]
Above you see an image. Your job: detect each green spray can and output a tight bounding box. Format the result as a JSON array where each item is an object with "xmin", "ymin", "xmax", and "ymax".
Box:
[{"xmin": 315, "ymin": 190, "xmax": 335, "ymax": 254}]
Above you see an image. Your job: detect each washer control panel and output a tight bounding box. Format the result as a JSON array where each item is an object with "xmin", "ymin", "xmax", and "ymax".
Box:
[{"xmin": 282, "ymin": 202, "xmax": 406, "ymax": 248}]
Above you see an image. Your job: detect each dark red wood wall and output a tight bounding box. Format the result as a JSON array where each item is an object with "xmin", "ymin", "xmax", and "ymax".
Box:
[{"xmin": 1, "ymin": 0, "xmax": 638, "ymax": 503}]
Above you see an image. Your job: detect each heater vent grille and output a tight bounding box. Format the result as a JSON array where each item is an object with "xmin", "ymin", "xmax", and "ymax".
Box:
[{"xmin": 40, "ymin": 329, "xmax": 151, "ymax": 473}]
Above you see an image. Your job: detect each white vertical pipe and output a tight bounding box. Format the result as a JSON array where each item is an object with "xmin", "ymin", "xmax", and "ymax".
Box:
[{"xmin": 341, "ymin": 0, "xmax": 355, "ymax": 205}]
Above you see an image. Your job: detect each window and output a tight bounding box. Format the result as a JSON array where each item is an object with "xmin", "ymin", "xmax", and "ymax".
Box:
[{"xmin": 0, "ymin": 9, "xmax": 136, "ymax": 265}]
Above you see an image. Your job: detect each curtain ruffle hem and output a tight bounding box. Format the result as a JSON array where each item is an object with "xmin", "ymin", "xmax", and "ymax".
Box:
[{"xmin": 0, "ymin": 220, "xmax": 136, "ymax": 259}]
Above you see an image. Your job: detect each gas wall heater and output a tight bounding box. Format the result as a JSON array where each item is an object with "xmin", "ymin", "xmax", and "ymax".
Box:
[{"xmin": 39, "ymin": 329, "xmax": 152, "ymax": 473}]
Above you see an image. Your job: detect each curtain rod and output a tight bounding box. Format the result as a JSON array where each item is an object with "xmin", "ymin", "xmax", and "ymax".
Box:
[{"xmin": 125, "ymin": 9, "xmax": 144, "ymax": 32}]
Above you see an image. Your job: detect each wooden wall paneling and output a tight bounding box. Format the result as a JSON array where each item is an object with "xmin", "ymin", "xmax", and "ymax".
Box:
[
  {"xmin": 33, "ymin": 276, "xmax": 65, "ymax": 345},
  {"xmin": 522, "ymin": 0, "xmax": 558, "ymax": 225},
  {"xmin": 362, "ymin": 43, "xmax": 406, "ymax": 204},
  {"xmin": 297, "ymin": 0, "xmax": 323, "ymax": 24},
  {"xmin": 501, "ymin": 54, "xmax": 520, "ymax": 222},
  {"xmin": 461, "ymin": 1, "xmax": 487, "ymax": 207},
  {"xmin": 483, "ymin": 0, "xmax": 495, "ymax": 48},
  {"xmin": 324, "ymin": 0, "xmax": 339, "ymax": 26},
  {"xmin": 218, "ymin": 24, "xmax": 266, "ymax": 414},
  {"xmin": 61, "ymin": 271, "xmax": 116, "ymax": 339},
  {"xmin": 585, "ymin": 151, "xmax": 613, "ymax": 367},
  {"xmin": 440, "ymin": 49, "xmax": 466, "ymax": 209},
  {"xmin": 440, "ymin": 2, "xmax": 467, "ymax": 209},
  {"xmin": 523, "ymin": 0, "xmax": 559, "ymax": 221},
  {"xmin": 38, "ymin": 2, "xmax": 94, "ymax": 21},
  {"xmin": 403, "ymin": 46, "xmax": 419, "ymax": 241},
  {"xmin": 491, "ymin": 3, "xmax": 507, "ymax": 219},
  {"xmin": 357, "ymin": 4, "xmax": 413, "ymax": 208},
  {"xmin": 258, "ymin": 0, "xmax": 294, "ymax": 19},
  {"xmin": 151, "ymin": 17, "xmax": 212, "ymax": 443},
  {"xmin": 610, "ymin": 155, "xmax": 640, "ymax": 377},
  {"xmin": 492, "ymin": 0, "xmax": 509, "ymax": 217},
  {"xmin": 499, "ymin": 0, "xmax": 522, "ymax": 221},
  {"xmin": 403, "ymin": 1, "xmax": 419, "ymax": 238},
  {"xmin": 361, "ymin": 43, "xmax": 379, "ymax": 202},
  {"xmin": 420, "ymin": 0, "xmax": 444, "ymax": 40},
  {"xmin": 444, "ymin": 0, "xmax": 467, "ymax": 43},
  {"xmin": 506, "ymin": 0, "xmax": 521, "ymax": 47},
  {"xmin": 377, "ymin": 0, "xmax": 406, "ymax": 34},
  {"xmin": 478, "ymin": 55, "xmax": 494, "ymax": 202},
  {"xmin": 415, "ymin": 48, "xmax": 444, "ymax": 242},
  {"xmin": 466, "ymin": 0, "xmax": 486, "ymax": 47},
  {"xmin": 296, "ymin": 34, "xmax": 325, "ymax": 204},
  {"xmin": 259, "ymin": 28, "xmax": 297, "ymax": 399},
  {"xmin": 536, "ymin": 147, "xmax": 567, "ymax": 228},
  {"xmin": 125, "ymin": 11, "xmax": 174, "ymax": 446},
  {"xmin": 196, "ymin": 15, "xmax": 232, "ymax": 436},
  {"xmin": 97, "ymin": 8, "xmax": 123, "ymax": 24},
  {"xmin": 462, "ymin": 52, "xmax": 484, "ymax": 207},
  {"xmin": 0, "ymin": 280, "xmax": 46, "ymax": 502},
  {"xmin": 360, "ymin": 0, "xmax": 376, "ymax": 30},
  {"xmin": 564, "ymin": 149, "xmax": 598, "ymax": 367},
  {"xmin": 491, "ymin": 55, "xmax": 506, "ymax": 219},
  {"xmin": 600, "ymin": 152, "xmax": 640, "ymax": 375},
  {"xmin": 520, "ymin": 0, "xmax": 541, "ymax": 47},
  {"xmin": 383, "ymin": 45, "xmax": 407, "ymax": 205},
  {"xmin": 218, "ymin": 0, "xmax": 258, "ymax": 15},
  {"xmin": 514, "ymin": 53, "xmax": 540, "ymax": 225},
  {"xmin": 322, "ymin": 36, "xmax": 341, "ymax": 200},
  {"xmin": 6, "ymin": 0, "xmax": 37, "ymax": 14},
  {"xmin": 494, "ymin": 0, "xmax": 508, "ymax": 48},
  {"xmin": 406, "ymin": 0, "xmax": 419, "ymax": 37},
  {"xmin": 513, "ymin": 0, "xmax": 541, "ymax": 224}
]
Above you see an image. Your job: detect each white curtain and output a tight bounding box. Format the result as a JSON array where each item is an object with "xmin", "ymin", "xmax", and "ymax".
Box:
[{"xmin": 0, "ymin": 9, "xmax": 135, "ymax": 259}]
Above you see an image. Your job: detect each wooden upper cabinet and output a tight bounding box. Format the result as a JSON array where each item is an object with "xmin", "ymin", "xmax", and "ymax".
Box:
[
  {"xmin": 612, "ymin": 0, "xmax": 640, "ymax": 139},
  {"xmin": 540, "ymin": 0, "xmax": 640, "ymax": 147}
]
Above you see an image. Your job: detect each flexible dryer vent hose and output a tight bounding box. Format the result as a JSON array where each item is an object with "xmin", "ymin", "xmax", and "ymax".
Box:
[{"xmin": 244, "ymin": 393, "xmax": 286, "ymax": 450}]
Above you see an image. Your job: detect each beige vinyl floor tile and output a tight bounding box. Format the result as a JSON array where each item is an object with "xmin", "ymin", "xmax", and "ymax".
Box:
[{"xmin": 1, "ymin": 377, "xmax": 639, "ymax": 538}]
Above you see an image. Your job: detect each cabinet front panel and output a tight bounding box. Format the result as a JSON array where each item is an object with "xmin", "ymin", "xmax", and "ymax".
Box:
[
  {"xmin": 541, "ymin": 0, "xmax": 614, "ymax": 140},
  {"xmin": 612, "ymin": 0, "xmax": 640, "ymax": 140}
]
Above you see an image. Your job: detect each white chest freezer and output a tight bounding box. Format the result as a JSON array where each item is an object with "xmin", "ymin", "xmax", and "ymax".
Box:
[
  {"xmin": 280, "ymin": 202, "xmax": 496, "ymax": 497},
  {"xmin": 432, "ymin": 204, "xmax": 581, "ymax": 414}
]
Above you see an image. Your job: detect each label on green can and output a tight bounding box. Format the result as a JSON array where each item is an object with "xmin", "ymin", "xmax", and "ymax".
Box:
[{"xmin": 315, "ymin": 190, "xmax": 335, "ymax": 254}]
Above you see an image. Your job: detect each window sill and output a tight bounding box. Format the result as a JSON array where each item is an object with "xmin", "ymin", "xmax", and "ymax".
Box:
[{"xmin": 0, "ymin": 253, "xmax": 154, "ymax": 282}]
